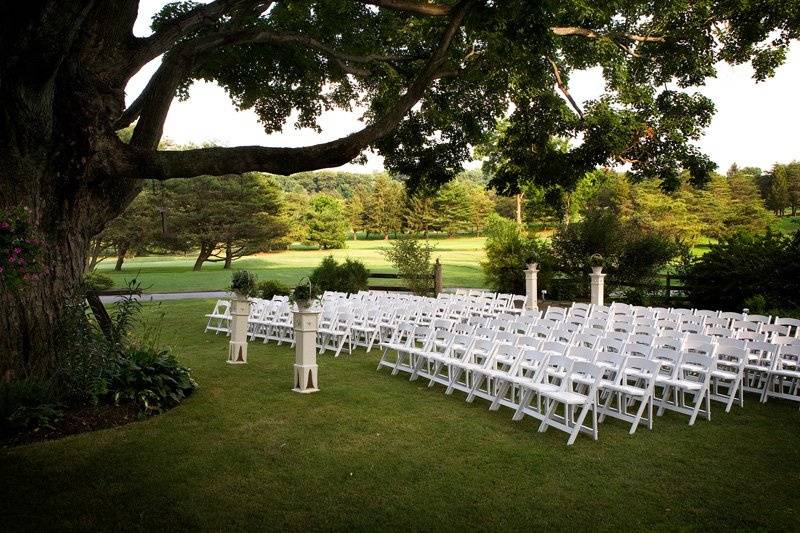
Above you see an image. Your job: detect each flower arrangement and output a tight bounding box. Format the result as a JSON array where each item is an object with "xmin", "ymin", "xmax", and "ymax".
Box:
[
  {"xmin": 229, "ymin": 270, "xmax": 258, "ymax": 298},
  {"xmin": 0, "ymin": 207, "xmax": 43, "ymax": 290},
  {"xmin": 290, "ymin": 278, "xmax": 320, "ymax": 309}
]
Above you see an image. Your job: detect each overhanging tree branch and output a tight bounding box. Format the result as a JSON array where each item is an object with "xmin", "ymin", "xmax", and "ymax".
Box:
[
  {"xmin": 551, "ymin": 26, "xmax": 665, "ymax": 43},
  {"xmin": 140, "ymin": 0, "xmax": 473, "ymax": 179},
  {"xmin": 547, "ymin": 57, "xmax": 584, "ymax": 119},
  {"xmin": 359, "ymin": 0, "xmax": 453, "ymax": 16}
]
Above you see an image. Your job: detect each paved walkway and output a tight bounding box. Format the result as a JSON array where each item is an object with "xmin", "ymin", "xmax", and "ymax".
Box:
[{"xmin": 99, "ymin": 291, "xmax": 229, "ymax": 304}]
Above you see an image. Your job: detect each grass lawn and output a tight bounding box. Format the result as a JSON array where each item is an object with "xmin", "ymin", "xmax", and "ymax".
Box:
[
  {"xmin": 97, "ymin": 237, "xmax": 487, "ymax": 293},
  {"xmin": 3, "ymin": 299, "xmax": 799, "ymax": 530}
]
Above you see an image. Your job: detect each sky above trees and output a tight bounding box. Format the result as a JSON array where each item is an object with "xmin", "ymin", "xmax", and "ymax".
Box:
[{"xmin": 129, "ymin": 0, "xmax": 800, "ymax": 174}]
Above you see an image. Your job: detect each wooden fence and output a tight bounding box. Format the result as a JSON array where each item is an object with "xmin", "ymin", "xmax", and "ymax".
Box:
[
  {"xmin": 368, "ymin": 260, "xmax": 443, "ymax": 294},
  {"xmin": 548, "ymin": 273, "xmax": 692, "ymax": 307}
]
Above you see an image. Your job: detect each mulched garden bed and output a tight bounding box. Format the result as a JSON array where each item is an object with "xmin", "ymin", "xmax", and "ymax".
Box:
[{"xmin": 1, "ymin": 403, "xmax": 141, "ymax": 447}]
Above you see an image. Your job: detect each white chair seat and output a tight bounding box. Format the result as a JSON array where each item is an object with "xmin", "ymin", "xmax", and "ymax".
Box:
[
  {"xmin": 542, "ymin": 390, "xmax": 590, "ymax": 405},
  {"xmin": 604, "ymin": 383, "xmax": 647, "ymax": 397},
  {"xmin": 770, "ymin": 369, "xmax": 800, "ymax": 379},
  {"xmin": 656, "ymin": 377, "xmax": 703, "ymax": 391},
  {"xmin": 711, "ymin": 369, "xmax": 737, "ymax": 380}
]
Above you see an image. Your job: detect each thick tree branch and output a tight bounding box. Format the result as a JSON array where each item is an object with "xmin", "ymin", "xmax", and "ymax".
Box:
[
  {"xmin": 359, "ymin": 0, "xmax": 452, "ymax": 16},
  {"xmin": 547, "ymin": 57, "xmax": 583, "ymax": 119},
  {"xmin": 130, "ymin": 0, "xmax": 257, "ymax": 68},
  {"xmin": 551, "ymin": 26, "xmax": 665, "ymax": 43},
  {"xmin": 139, "ymin": 0, "xmax": 473, "ymax": 179},
  {"xmin": 121, "ymin": 27, "xmax": 422, "ymax": 134}
]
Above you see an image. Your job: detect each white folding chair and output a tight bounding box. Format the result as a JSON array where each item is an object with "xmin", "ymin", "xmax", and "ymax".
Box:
[
  {"xmin": 538, "ymin": 362, "xmax": 603, "ymax": 445},
  {"xmin": 710, "ymin": 345, "xmax": 747, "ymax": 412},
  {"xmin": 761, "ymin": 345, "xmax": 800, "ymax": 407},
  {"xmin": 601, "ymin": 356, "xmax": 659, "ymax": 434},
  {"xmin": 655, "ymin": 351, "xmax": 713, "ymax": 425}
]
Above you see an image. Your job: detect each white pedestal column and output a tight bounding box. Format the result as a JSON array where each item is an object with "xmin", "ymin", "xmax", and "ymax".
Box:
[
  {"xmin": 293, "ymin": 307, "xmax": 320, "ymax": 393},
  {"xmin": 590, "ymin": 267, "xmax": 605, "ymax": 307},
  {"xmin": 227, "ymin": 295, "xmax": 251, "ymax": 364},
  {"xmin": 524, "ymin": 263, "xmax": 539, "ymax": 312}
]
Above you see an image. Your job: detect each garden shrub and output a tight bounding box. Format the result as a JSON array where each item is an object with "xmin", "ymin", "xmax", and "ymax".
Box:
[
  {"xmin": 309, "ymin": 256, "xmax": 369, "ymax": 294},
  {"xmin": 551, "ymin": 210, "xmax": 682, "ymax": 298},
  {"xmin": 683, "ymin": 230, "xmax": 800, "ymax": 311},
  {"xmin": 83, "ymin": 271, "xmax": 114, "ymax": 291},
  {"xmin": 257, "ymin": 279, "xmax": 291, "ymax": 299},
  {"xmin": 105, "ymin": 348, "xmax": 197, "ymax": 416},
  {"xmin": 0, "ymin": 378, "xmax": 61, "ymax": 434},
  {"xmin": 382, "ymin": 238, "xmax": 435, "ymax": 296},
  {"xmin": 481, "ymin": 214, "xmax": 552, "ymax": 294}
]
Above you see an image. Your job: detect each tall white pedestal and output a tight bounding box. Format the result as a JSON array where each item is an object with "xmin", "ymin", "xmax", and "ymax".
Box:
[
  {"xmin": 227, "ymin": 296, "xmax": 251, "ymax": 364},
  {"xmin": 590, "ymin": 267, "xmax": 606, "ymax": 307},
  {"xmin": 293, "ymin": 308, "xmax": 320, "ymax": 393},
  {"xmin": 524, "ymin": 263, "xmax": 539, "ymax": 312}
]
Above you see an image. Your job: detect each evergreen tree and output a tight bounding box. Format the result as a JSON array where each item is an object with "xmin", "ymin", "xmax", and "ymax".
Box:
[
  {"xmin": 766, "ymin": 166, "xmax": 790, "ymax": 215},
  {"xmin": 306, "ymin": 194, "xmax": 349, "ymax": 249},
  {"xmin": 365, "ymin": 175, "xmax": 404, "ymax": 239}
]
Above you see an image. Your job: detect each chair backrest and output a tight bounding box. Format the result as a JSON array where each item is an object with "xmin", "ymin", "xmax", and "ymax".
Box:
[
  {"xmin": 516, "ymin": 335, "xmax": 541, "ymax": 350},
  {"xmin": 528, "ymin": 325, "xmax": 551, "ymax": 340},
  {"xmin": 594, "ymin": 351, "xmax": 626, "ymax": 377},
  {"xmin": 775, "ymin": 317, "xmax": 800, "ymax": 337},
  {"xmin": 746, "ymin": 314, "xmax": 771, "ymax": 325},
  {"xmin": 714, "ymin": 345, "xmax": 747, "ymax": 373},
  {"xmin": 716, "ymin": 336, "xmax": 747, "ymax": 350},
  {"xmin": 775, "ymin": 345, "xmax": 800, "ymax": 372},
  {"xmin": 585, "ymin": 318, "xmax": 609, "ymax": 331},
  {"xmin": 622, "ymin": 356, "xmax": 660, "ymax": 385},
  {"xmin": 656, "ymin": 319, "xmax": 680, "ymax": 331},
  {"xmin": 705, "ymin": 326, "xmax": 733, "ymax": 339},
  {"xmin": 683, "ymin": 339, "xmax": 716, "ymax": 357},
  {"xmin": 494, "ymin": 331, "xmax": 517, "ymax": 346},
  {"xmin": 679, "ymin": 352, "xmax": 713, "ymax": 380},
  {"xmin": 516, "ymin": 349, "xmax": 550, "ymax": 380},
  {"xmin": 747, "ymin": 341, "xmax": 780, "ymax": 369},
  {"xmin": 633, "ymin": 325, "xmax": 659, "ymax": 337},
  {"xmin": 694, "ymin": 309, "xmax": 719, "ymax": 319},
  {"xmin": 550, "ymin": 328, "xmax": 574, "ymax": 345},
  {"xmin": 737, "ymin": 330, "xmax": 767, "ymax": 342},
  {"xmin": 598, "ymin": 337, "xmax": 625, "ymax": 354},
  {"xmin": 566, "ymin": 362, "xmax": 603, "ymax": 394},
  {"xmin": 650, "ymin": 347, "xmax": 681, "ymax": 376},
  {"xmin": 452, "ymin": 323, "xmax": 475, "ymax": 336},
  {"xmin": 567, "ymin": 345, "xmax": 596, "ymax": 363},
  {"xmin": 474, "ymin": 326, "xmax": 496, "ymax": 340},
  {"xmin": 671, "ymin": 307, "xmax": 694, "ymax": 316},
  {"xmin": 541, "ymin": 340, "xmax": 569, "ymax": 356},
  {"xmin": 573, "ymin": 332, "xmax": 600, "ymax": 349},
  {"xmin": 622, "ymin": 342, "xmax": 652, "ymax": 359},
  {"xmin": 654, "ymin": 336, "xmax": 683, "ymax": 351},
  {"xmin": 732, "ymin": 319, "xmax": 761, "ymax": 333},
  {"xmin": 703, "ymin": 317, "xmax": 730, "ymax": 329}
]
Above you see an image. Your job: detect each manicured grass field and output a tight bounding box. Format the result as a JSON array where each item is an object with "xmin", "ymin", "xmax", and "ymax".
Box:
[
  {"xmin": 3, "ymin": 299, "xmax": 799, "ymax": 530},
  {"xmin": 97, "ymin": 237, "xmax": 487, "ymax": 292}
]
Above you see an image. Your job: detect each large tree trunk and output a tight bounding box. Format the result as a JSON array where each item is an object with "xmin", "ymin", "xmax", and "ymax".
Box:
[
  {"xmin": 114, "ymin": 246, "xmax": 127, "ymax": 271},
  {"xmin": 223, "ymin": 242, "xmax": 233, "ymax": 269}
]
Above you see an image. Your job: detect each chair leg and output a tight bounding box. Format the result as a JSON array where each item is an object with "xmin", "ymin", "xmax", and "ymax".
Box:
[
  {"xmin": 567, "ymin": 403, "xmax": 591, "ymax": 446},
  {"xmin": 538, "ymin": 399, "xmax": 558, "ymax": 433},
  {"xmin": 512, "ymin": 389, "xmax": 531, "ymax": 421}
]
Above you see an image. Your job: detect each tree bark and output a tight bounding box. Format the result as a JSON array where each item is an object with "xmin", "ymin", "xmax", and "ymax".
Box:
[
  {"xmin": 515, "ymin": 193, "xmax": 524, "ymax": 226},
  {"xmin": 193, "ymin": 244, "xmax": 213, "ymax": 271},
  {"xmin": 223, "ymin": 242, "xmax": 233, "ymax": 269},
  {"xmin": 114, "ymin": 246, "xmax": 128, "ymax": 271}
]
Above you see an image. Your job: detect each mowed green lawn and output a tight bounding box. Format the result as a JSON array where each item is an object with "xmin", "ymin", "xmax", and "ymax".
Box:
[
  {"xmin": 97, "ymin": 237, "xmax": 487, "ymax": 293},
  {"xmin": 3, "ymin": 299, "xmax": 799, "ymax": 530}
]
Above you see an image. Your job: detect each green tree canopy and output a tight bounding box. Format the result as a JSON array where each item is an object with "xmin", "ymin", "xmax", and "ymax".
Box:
[{"xmin": 306, "ymin": 194, "xmax": 349, "ymax": 249}]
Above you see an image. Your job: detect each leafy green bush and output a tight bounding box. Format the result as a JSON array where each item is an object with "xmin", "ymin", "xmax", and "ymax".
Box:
[
  {"xmin": 105, "ymin": 348, "xmax": 197, "ymax": 416},
  {"xmin": 230, "ymin": 270, "xmax": 258, "ymax": 296},
  {"xmin": 257, "ymin": 279, "xmax": 291, "ymax": 299},
  {"xmin": 683, "ymin": 231, "xmax": 800, "ymax": 311},
  {"xmin": 0, "ymin": 379, "xmax": 61, "ymax": 433},
  {"xmin": 309, "ymin": 256, "xmax": 369, "ymax": 294},
  {"xmin": 83, "ymin": 271, "xmax": 114, "ymax": 291},
  {"xmin": 481, "ymin": 214, "xmax": 552, "ymax": 294},
  {"xmin": 290, "ymin": 278, "xmax": 321, "ymax": 307},
  {"xmin": 382, "ymin": 238, "xmax": 435, "ymax": 296},
  {"xmin": 551, "ymin": 210, "xmax": 682, "ymax": 297}
]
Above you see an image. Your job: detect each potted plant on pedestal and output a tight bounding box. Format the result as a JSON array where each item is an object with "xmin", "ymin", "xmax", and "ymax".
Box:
[
  {"xmin": 289, "ymin": 278, "xmax": 320, "ymax": 311},
  {"xmin": 227, "ymin": 270, "xmax": 257, "ymax": 364},
  {"xmin": 589, "ymin": 253, "xmax": 604, "ymax": 275}
]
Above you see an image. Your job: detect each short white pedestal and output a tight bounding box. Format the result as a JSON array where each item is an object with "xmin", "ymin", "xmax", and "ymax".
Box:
[
  {"xmin": 293, "ymin": 307, "xmax": 320, "ymax": 393},
  {"xmin": 227, "ymin": 296, "xmax": 251, "ymax": 364},
  {"xmin": 524, "ymin": 263, "xmax": 539, "ymax": 312},
  {"xmin": 590, "ymin": 267, "xmax": 606, "ymax": 307}
]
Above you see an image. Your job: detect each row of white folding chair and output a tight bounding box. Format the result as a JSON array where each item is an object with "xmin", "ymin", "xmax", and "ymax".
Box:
[{"xmin": 384, "ymin": 333, "xmax": 662, "ymax": 444}]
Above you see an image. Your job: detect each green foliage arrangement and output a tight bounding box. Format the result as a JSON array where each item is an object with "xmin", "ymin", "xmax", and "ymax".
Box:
[
  {"xmin": 481, "ymin": 214, "xmax": 552, "ymax": 294},
  {"xmin": 257, "ymin": 279, "xmax": 291, "ymax": 300},
  {"xmin": 83, "ymin": 271, "xmax": 114, "ymax": 292},
  {"xmin": 0, "ymin": 207, "xmax": 43, "ymax": 291},
  {"xmin": 0, "ymin": 378, "xmax": 61, "ymax": 434},
  {"xmin": 309, "ymin": 256, "xmax": 369, "ymax": 295},
  {"xmin": 290, "ymin": 278, "xmax": 321, "ymax": 308},
  {"xmin": 229, "ymin": 270, "xmax": 258, "ymax": 297},
  {"xmin": 383, "ymin": 238, "xmax": 435, "ymax": 296},
  {"xmin": 683, "ymin": 231, "xmax": 800, "ymax": 311}
]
